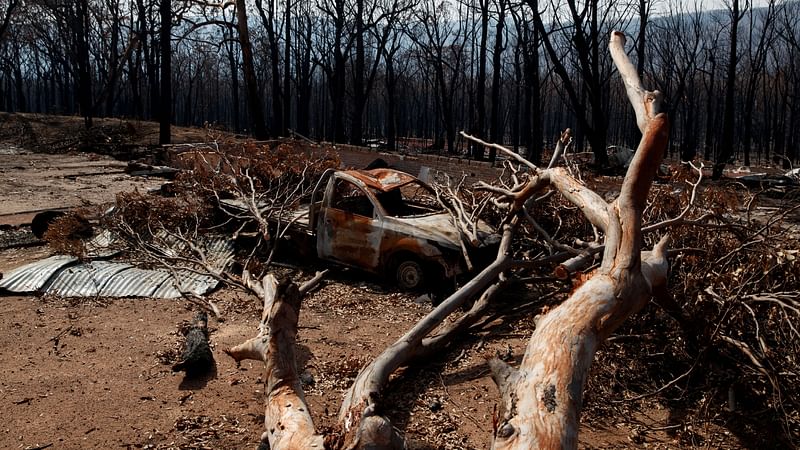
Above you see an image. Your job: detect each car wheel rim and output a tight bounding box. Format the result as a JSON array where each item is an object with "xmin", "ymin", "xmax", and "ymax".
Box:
[{"xmin": 397, "ymin": 261, "xmax": 422, "ymax": 289}]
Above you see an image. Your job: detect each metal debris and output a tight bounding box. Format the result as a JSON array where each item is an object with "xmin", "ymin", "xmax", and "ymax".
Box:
[
  {"xmin": 0, "ymin": 235, "xmax": 233, "ymax": 299},
  {"xmin": 44, "ymin": 261, "xmax": 132, "ymax": 297},
  {"xmin": 0, "ymin": 255, "xmax": 78, "ymax": 292}
]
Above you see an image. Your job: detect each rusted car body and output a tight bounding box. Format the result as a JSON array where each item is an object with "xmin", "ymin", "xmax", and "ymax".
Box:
[
  {"xmin": 247, "ymin": 168, "xmax": 493, "ymax": 290},
  {"xmin": 221, "ymin": 168, "xmax": 497, "ymax": 289},
  {"xmin": 307, "ymin": 168, "xmax": 498, "ymax": 289}
]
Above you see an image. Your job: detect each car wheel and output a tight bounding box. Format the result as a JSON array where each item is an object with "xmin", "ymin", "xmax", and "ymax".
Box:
[{"xmin": 395, "ymin": 259, "xmax": 425, "ymax": 291}]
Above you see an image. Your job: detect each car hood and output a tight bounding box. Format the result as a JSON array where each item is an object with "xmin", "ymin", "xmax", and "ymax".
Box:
[{"xmin": 388, "ymin": 212, "xmax": 498, "ymax": 250}]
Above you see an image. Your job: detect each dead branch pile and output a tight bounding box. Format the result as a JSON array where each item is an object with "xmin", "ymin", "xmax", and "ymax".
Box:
[
  {"xmin": 101, "ymin": 138, "xmax": 338, "ymax": 274},
  {"xmin": 34, "ymin": 35, "xmax": 799, "ymax": 448},
  {"xmin": 573, "ymin": 173, "xmax": 800, "ymax": 446}
]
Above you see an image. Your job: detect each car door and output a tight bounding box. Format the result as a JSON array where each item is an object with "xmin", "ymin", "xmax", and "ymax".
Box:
[{"xmin": 316, "ymin": 176, "xmax": 382, "ymax": 271}]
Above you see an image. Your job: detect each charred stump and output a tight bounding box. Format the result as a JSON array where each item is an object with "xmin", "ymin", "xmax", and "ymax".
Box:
[{"xmin": 172, "ymin": 312, "xmax": 215, "ymax": 376}]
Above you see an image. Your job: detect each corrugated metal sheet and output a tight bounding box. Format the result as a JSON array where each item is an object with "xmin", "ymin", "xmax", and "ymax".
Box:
[
  {"xmin": 43, "ymin": 261, "xmax": 132, "ymax": 297},
  {"xmin": 84, "ymin": 230, "xmax": 120, "ymax": 258},
  {"xmin": 151, "ymin": 270, "xmax": 219, "ymax": 298},
  {"xmin": 98, "ymin": 267, "xmax": 173, "ymax": 297},
  {"xmin": 151, "ymin": 232, "xmax": 235, "ymax": 273},
  {"xmin": 202, "ymin": 237, "xmax": 236, "ymax": 272},
  {"xmin": 0, "ymin": 255, "xmax": 77, "ymax": 292},
  {"xmin": 0, "ymin": 236, "xmax": 234, "ymax": 299}
]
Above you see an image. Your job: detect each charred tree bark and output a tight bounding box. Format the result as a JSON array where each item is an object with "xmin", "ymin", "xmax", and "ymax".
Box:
[
  {"xmin": 488, "ymin": 0, "xmax": 507, "ymax": 161},
  {"xmin": 295, "ymin": 10, "xmax": 314, "ymax": 137},
  {"xmin": 713, "ymin": 0, "xmax": 745, "ymax": 179},
  {"xmin": 524, "ymin": 8, "xmax": 543, "ymax": 165},
  {"xmin": 236, "ymin": 0, "xmax": 269, "ymax": 140},
  {"xmin": 75, "ymin": 0, "xmax": 93, "ymax": 129},
  {"xmin": 470, "ymin": 0, "xmax": 489, "ymax": 161},
  {"xmin": 489, "ymin": 32, "xmax": 670, "ymax": 449},
  {"xmin": 255, "ymin": 0, "xmax": 284, "ymax": 137},
  {"xmin": 172, "ymin": 312, "xmax": 215, "ymax": 376},
  {"xmin": 159, "ymin": 0, "xmax": 171, "ymax": 144}
]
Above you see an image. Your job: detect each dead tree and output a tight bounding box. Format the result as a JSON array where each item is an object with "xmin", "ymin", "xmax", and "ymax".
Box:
[
  {"xmin": 221, "ymin": 30, "xmax": 675, "ymax": 449},
  {"xmin": 488, "ymin": 31, "xmax": 670, "ymax": 449}
]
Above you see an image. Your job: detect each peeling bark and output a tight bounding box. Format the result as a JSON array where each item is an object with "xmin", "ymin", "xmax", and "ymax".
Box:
[
  {"xmin": 225, "ymin": 274, "xmax": 324, "ymax": 449},
  {"xmin": 489, "ymin": 31, "xmax": 671, "ymax": 450}
]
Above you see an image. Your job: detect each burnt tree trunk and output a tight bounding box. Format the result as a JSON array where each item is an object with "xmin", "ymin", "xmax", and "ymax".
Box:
[
  {"xmin": 713, "ymin": 0, "xmax": 744, "ymax": 179},
  {"xmin": 488, "ymin": 0, "xmax": 506, "ymax": 161},
  {"xmin": 159, "ymin": 0, "xmax": 170, "ymax": 144},
  {"xmin": 172, "ymin": 312, "xmax": 215, "ymax": 376},
  {"xmin": 236, "ymin": 0, "xmax": 269, "ymax": 140}
]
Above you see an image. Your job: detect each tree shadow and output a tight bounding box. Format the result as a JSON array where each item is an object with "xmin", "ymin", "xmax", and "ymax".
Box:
[{"xmin": 178, "ymin": 361, "xmax": 218, "ymax": 391}]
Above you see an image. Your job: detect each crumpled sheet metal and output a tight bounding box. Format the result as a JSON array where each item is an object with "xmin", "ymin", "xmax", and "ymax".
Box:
[
  {"xmin": 152, "ymin": 270, "xmax": 219, "ymax": 298},
  {"xmin": 0, "ymin": 255, "xmax": 78, "ymax": 292},
  {"xmin": 0, "ymin": 235, "xmax": 233, "ymax": 299},
  {"xmin": 44, "ymin": 261, "xmax": 132, "ymax": 297}
]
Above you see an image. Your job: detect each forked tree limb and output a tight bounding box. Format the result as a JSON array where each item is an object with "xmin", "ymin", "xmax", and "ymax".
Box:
[
  {"xmin": 489, "ymin": 31, "xmax": 671, "ymax": 450},
  {"xmin": 225, "ymin": 274, "xmax": 324, "ymax": 449},
  {"xmin": 337, "ymin": 225, "xmax": 518, "ymax": 449},
  {"xmin": 547, "ymin": 128, "xmax": 573, "ymax": 169}
]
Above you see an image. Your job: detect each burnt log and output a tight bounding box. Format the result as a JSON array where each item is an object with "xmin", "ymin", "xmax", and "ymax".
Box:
[{"xmin": 172, "ymin": 312, "xmax": 215, "ymax": 376}]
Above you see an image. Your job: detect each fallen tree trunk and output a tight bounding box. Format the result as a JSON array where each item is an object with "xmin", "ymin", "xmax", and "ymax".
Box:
[
  {"xmin": 338, "ymin": 223, "xmax": 517, "ymax": 449},
  {"xmin": 488, "ymin": 31, "xmax": 671, "ymax": 449},
  {"xmin": 225, "ymin": 274, "xmax": 325, "ymax": 449}
]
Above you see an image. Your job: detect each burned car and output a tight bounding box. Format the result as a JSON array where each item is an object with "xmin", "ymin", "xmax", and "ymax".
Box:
[{"xmin": 304, "ymin": 168, "xmax": 498, "ymax": 290}]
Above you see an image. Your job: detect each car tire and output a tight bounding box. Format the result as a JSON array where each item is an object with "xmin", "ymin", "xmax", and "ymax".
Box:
[{"xmin": 395, "ymin": 259, "xmax": 425, "ymax": 291}]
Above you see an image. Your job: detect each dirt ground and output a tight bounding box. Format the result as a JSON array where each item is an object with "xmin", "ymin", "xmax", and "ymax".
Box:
[
  {"xmin": 0, "ymin": 114, "xmax": 751, "ymax": 449},
  {"xmin": 0, "ymin": 244, "xmax": 689, "ymax": 450}
]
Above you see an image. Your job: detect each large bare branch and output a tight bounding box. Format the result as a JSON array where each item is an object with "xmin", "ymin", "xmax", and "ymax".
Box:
[
  {"xmin": 489, "ymin": 31, "xmax": 671, "ymax": 450},
  {"xmin": 225, "ymin": 274, "xmax": 325, "ymax": 449}
]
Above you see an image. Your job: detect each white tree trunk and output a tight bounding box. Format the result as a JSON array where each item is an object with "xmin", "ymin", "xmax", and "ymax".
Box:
[
  {"xmin": 489, "ymin": 31, "xmax": 672, "ymax": 450},
  {"xmin": 225, "ymin": 274, "xmax": 325, "ymax": 449}
]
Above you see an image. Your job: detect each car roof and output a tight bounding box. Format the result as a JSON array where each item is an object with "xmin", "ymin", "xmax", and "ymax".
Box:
[{"xmin": 344, "ymin": 168, "xmax": 420, "ymax": 192}]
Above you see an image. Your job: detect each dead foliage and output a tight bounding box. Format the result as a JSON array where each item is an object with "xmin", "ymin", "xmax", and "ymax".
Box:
[
  {"xmin": 581, "ymin": 176, "xmax": 800, "ymax": 448},
  {"xmin": 99, "ymin": 138, "xmax": 339, "ymax": 300},
  {"xmin": 43, "ymin": 211, "xmax": 95, "ymax": 257}
]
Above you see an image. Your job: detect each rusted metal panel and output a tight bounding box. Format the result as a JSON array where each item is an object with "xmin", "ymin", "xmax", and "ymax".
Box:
[
  {"xmin": 346, "ymin": 169, "xmax": 417, "ymax": 192},
  {"xmin": 317, "ymin": 208, "xmax": 382, "ymax": 270},
  {"xmin": 0, "ymin": 255, "xmax": 78, "ymax": 292}
]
